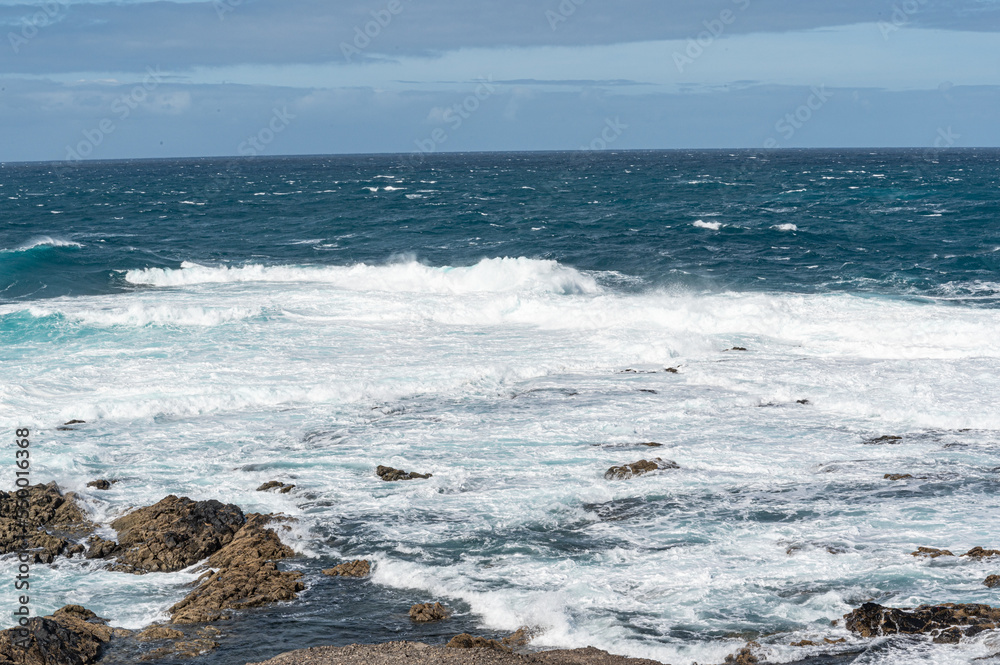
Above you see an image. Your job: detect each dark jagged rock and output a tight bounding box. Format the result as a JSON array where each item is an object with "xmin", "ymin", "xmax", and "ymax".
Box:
[
  {"xmin": 109, "ymin": 495, "xmax": 246, "ymax": 573},
  {"xmin": 985, "ymin": 576, "xmax": 1000, "ymax": 588},
  {"xmin": 604, "ymin": 458, "xmax": 679, "ymax": 480},
  {"xmin": 85, "ymin": 535, "xmax": 120, "ymax": 560},
  {"xmin": 323, "ymin": 560, "xmax": 371, "ymax": 578},
  {"xmin": 0, "ymin": 482, "xmax": 94, "ymax": 561},
  {"xmin": 86, "ymin": 480, "xmax": 115, "ymax": 491},
  {"xmin": 376, "ymin": 465, "xmax": 432, "ymax": 482},
  {"xmin": 446, "ymin": 634, "xmax": 511, "ymax": 652},
  {"xmin": 865, "ymin": 435, "xmax": 903, "ymax": 445},
  {"xmin": 885, "ymin": 474, "xmax": 913, "ymax": 481},
  {"xmin": 726, "ymin": 347, "xmax": 748, "ymax": 352},
  {"xmin": 257, "ymin": 481, "xmax": 296, "ymax": 494},
  {"xmin": 964, "ymin": 547, "xmax": 1000, "ymax": 560},
  {"xmin": 844, "ymin": 602, "xmax": 1000, "ymax": 643},
  {"xmin": 169, "ymin": 514, "xmax": 303, "ymax": 624},
  {"xmin": 796, "ymin": 399, "xmax": 811, "ymax": 405},
  {"xmin": 64, "ymin": 420, "xmax": 86, "ymax": 425},
  {"xmin": 0, "ymin": 605, "xmax": 128, "ymax": 665},
  {"xmin": 409, "ymin": 602, "xmax": 450, "ymax": 623},
  {"xmin": 665, "ymin": 367, "xmax": 679, "ymax": 374},
  {"xmin": 723, "ymin": 642, "xmax": 760, "ymax": 664},
  {"xmin": 912, "ymin": 547, "xmax": 954, "ymax": 558}
]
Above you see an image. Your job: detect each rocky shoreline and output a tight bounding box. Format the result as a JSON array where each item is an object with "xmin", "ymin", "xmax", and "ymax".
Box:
[{"xmin": 2, "ymin": 472, "xmax": 999, "ymax": 665}]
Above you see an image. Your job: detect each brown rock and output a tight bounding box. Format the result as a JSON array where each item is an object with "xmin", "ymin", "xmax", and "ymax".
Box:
[
  {"xmin": 410, "ymin": 602, "xmax": 450, "ymax": 623},
  {"xmin": 790, "ymin": 640, "xmax": 816, "ymax": 647},
  {"xmin": 824, "ymin": 638, "xmax": 846, "ymax": 644},
  {"xmin": 604, "ymin": 458, "xmax": 679, "ymax": 480},
  {"xmin": 0, "ymin": 605, "xmax": 123, "ymax": 665},
  {"xmin": 911, "ymin": 547, "xmax": 954, "ymax": 558},
  {"xmin": 174, "ymin": 639, "xmax": 219, "ymax": 658},
  {"xmin": 377, "ymin": 465, "xmax": 432, "ymax": 481},
  {"xmin": 256, "ymin": 481, "xmax": 294, "ymax": 493},
  {"xmin": 109, "ymin": 495, "xmax": 246, "ymax": 573},
  {"xmin": 723, "ymin": 642, "xmax": 760, "ymax": 664},
  {"xmin": 86, "ymin": 480, "xmax": 115, "ymax": 491},
  {"xmin": 0, "ymin": 483, "xmax": 94, "ymax": 560},
  {"xmin": 137, "ymin": 625, "xmax": 184, "ymax": 642},
  {"xmin": 446, "ymin": 634, "xmax": 511, "ymax": 652},
  {"xmin": 884, "ymin": 474, "xmax": 913, "ymax": 481},
  {"xmin": 844, "ymin": 602, "xmax": 1000, "ymax": 642},
  {"xmin": 168, "ymin": 514, "xmax": 303, "ymax": 624},
  {"xmin": 85, "ymin": 535, "xmax": 120, "ymax": 560},
  {"xmin": 986, "ymin": 576, "xmax": 1000, "ymax": 588},
  {"xmin": 323, "ymin": 560, "xmax": 371, "ymax": 578},
  {"xmin": 963, "ymin": 547, "xmax": 1000, "ymax": 560},
  {"xmin": 502, "ymin": 627, "xmax": 536, "ymax": 647}
]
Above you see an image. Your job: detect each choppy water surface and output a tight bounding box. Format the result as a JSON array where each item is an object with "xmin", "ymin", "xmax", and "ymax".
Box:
[{"xmin": 2, "ymin": 150, "xmax": 999, "ymax": 664}]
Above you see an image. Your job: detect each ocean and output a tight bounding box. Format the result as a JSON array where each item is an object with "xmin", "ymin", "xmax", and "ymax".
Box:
[{"xmin": 1, "ymin": 149, "xmax": 999, "ymax": 665}]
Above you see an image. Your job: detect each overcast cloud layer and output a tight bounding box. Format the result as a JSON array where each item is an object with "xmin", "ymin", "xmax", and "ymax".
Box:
[{"xmin": 1, "ymin": 0, "xmax": 999, "ymax": 160}]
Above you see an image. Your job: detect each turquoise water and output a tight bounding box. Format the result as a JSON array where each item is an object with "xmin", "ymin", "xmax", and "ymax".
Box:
[{"xmin": 1, "ymin": 150, "xmax": 999, "ymax": 664}]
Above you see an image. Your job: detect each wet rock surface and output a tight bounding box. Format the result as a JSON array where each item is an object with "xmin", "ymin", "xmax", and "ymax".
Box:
[
  {"xmin": 377, "ymin": 465, "xmax": 432, "ymax": 481},
  {"xmin": 844, "ymin": 602, "xmax": 1000, "ymax": 643},
  {"xmin": 0, "ymin": 483, "xmax": 94, "ymax": 562},
  {"xmin": 963, "ymin": 547, "xmax": 1000, "ymax": 560},
  {"xmin": 322, "ymin": 559, "xmax": 371, "ymax": 578},
  {"xmin": 985, "ymin": 576, "xmax": 1000, "ymax": 588},
  {"xmin": 256, "ymin": 481, "xmax": 295, "ymax": 494},
  {"xmin": 911, "ymin": 547, "xmax": 954, "ymax": 558},
  {"xmin": 723, "ymin": 642, "xmax": 761, "ymax": 664},
  {"xmin": 410, "ymin": 602, "xmax": 451, "ymax": 623},
  {"xmin": 86, "ymin": 480, "xmax": 116, "ymax": 491},
  {"xmin": 884, "ymin": 474, "xmax": 913, "ymax": 481},
  {"xmin": 604, "ymin": 458, "xmax": 679, "ymax": 480},
  {"xmin": 110, "ymin": 495, "xmax": 246, "ymax": 573},
  {"xmin": 865, "ymin": 435, "xmax": 903, "ymax": 445},
  {"xmin": 169, "ymin": 514, "xmax": 304, "ymax": 624},
  {"xmin": 136, "ymin": 625, "xmax": 184, "ymax": 642},
  {"xmin": 0, "ymin": 605, "xmax": 127, "ymax": 665}
]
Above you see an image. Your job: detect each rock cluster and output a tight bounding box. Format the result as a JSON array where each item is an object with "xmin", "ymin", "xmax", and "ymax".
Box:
[
  {"xmin": 0, "ymin": 483, "xmax": 92, "ymax": 563},
  {"xmin": 0, "ymin": 605, "xmax": 128, "ymax": 665},
  {"xmin": 377, "ymin": 465, "xmax": 432, "ymax": 481},
  {"xmin": 844, "ymin": 602, "xmax": 1000, "ymax": 643},
  {"xmin": 604, "ymin": 459, "xmax": 678, "ymax": 480},
  {"xmin": 910, "ymin": 546, "xmax": 1000, "ymax": 560},
  {"xmin": 964, "ymin": 547, "xmax": 1000, "ymax": 560},
  {"xmin": 986, "ymin": 576, "xmax": 1000, "ymax": 588},
  {"xmin": 168, "ymin": 514, "xmax": 304, "ymax": 624},
  {"xmin": 912, "ymin": 547, "xmax": 954, "ymax": 558},
  {"xmin": 409, "ymin": 602, "xmax": 450, "ymax": 623},
  {"xmin": 323, "ymin": 559, "xmax": 372, "ymax": 578},
  {"xmin": 257, "ymin": 481, "xmax": 295, "ymax": 494},
  {"xmin": 723, "ymin": 642, "xmax": 760, "ymax": 664},
  {"xmin": 109, "ymin": 495, "xmax": 246, "ymax": 573}
]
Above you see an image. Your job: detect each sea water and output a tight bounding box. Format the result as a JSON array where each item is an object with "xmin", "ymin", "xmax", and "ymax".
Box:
[{"xmin": 1, "ymin": 150, "xmax": 999, "ymax": 664}]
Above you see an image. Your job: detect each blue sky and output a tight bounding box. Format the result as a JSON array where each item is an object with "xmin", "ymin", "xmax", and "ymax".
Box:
[{"xmin": 1, "ymin": 0, "xmax": 999, "ymax": 161}]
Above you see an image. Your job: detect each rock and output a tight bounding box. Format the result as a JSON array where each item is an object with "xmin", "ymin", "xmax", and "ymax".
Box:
[
  {"xmin": 501, "ymin": 627, "xmax": 535, "ymax": 647},
  {"xmin": 137, "ymin": 625, "xmax": 184, "ymax": 642},
  {"xmin": 376, "ymin": 465, "xmax": 432, "ymax": 481},
  {"xmin": 844, "ymin": 602, "xmax": 1000, "ymax": 643},
  {"xmin": 796, "ymin": 399, "xmax": 811, "ymax": 405},
  {"xmin": 885, "ymin": 474, "xmax": 913, "ymax": 481},
  {"xmin": 446, "ymin": 634, "xmax": 511, "ymax": 652},
  {"xmin": 86, "ymin": 480, "xmax": 115, "ymax": 491},
  {"xmin": 912, "ymin": 547, "xmax": 954, "ymax": 558},
  {"xmin": 727, "ymin": 347, "xmax": 748, "ymax": 352},
  {"xmin": 723, "ymin": 642, "xmax": 760, "ymax": 664},
  {"xmin": 604, "ymin": 458, "xmax": 678, "ymax": 480},
  {"xmin": 279, "ymin": 485, "xmax": 295, "ymax": 494},
  {"xmin": 865, "ymin": 435, "xmax": 903, "ymax": 445},
  {"xmin": 409, "ymin": 602, "xmax": 450, "ymax": 623},
  {"xmin": 169, "ymin": 514, "xmax": 303, "ymax": 624},
  {"xmin": 665, "ymin": 367, "xmax": 679, "ymax": 374},
  {"xmin": 64, "ymin": 420, "xmax": 86, "ymax": 425},
  {"xmin": 986, "ymin": 576, "xmax": 1000, "ymax": 588},
  {"xmin": 964, "ymin": 547, "xmax": 1000, "ymax": 560},
  {"xmin": 109, "ymin": 495, "xmax": 246, "ymax": 573},
  {"xmin": 85, "ymin": 535, "xmax": 120, "ymax": 560},
  {"xmin": 0, "ymin": 605, "xmax": 124, "ymax": 665},
  {"xmin": 174, "ymin": 639, "xmax": 219, "ymax": 658},
  {"xmin": 323, "ymin": 560, "xmax": 371, "ymax": 578},
  {"xmin": 0, "ymin": 482, "xmax": 94, "ymax": 559},
  {"xmin": 638, "ymin": 442, "xmax": 664, "ymax": 448},
  {"xmin": 790, "ymin": 640, "xmax": 816, "ymax": 646}
]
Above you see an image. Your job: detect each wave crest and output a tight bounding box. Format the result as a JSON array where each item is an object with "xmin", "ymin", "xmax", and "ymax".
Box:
[{"xmin": 125, "ymin": 258, "xmax": 602, "ymax": 296}]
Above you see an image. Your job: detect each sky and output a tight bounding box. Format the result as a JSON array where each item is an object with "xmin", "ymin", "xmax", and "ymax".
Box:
[{"xmin": 1, "ymin": 0, "xmax": 999, "ymax": 161}]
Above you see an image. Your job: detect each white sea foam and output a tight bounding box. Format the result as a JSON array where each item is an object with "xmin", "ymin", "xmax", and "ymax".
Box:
[
  {"xmin": 125, "ymin": 258, "xmax": 602, "ymax": 295},
  {"xmin": 771, "ymin": 223, "xmax": 799, "ymax": 231},
  {"xmin": 25, "ymin": 303, "xmax": 262, "ymax": 327},
  {"xmin": 5, "ymin": 235, "xmax": 83, "ymax": 252},
  {"xmin": 692, "ymin": 220, "xmax": 722, "ymax": 230}
]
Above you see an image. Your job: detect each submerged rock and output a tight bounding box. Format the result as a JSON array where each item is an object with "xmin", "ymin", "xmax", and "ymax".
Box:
[
  {"xmin": 723, "ymin": 642, "xmax": 761, "ymax": 664},
  {"xmin": 169, "ymin": 514, "xmax": 304, "ymax": 624},
  {"xmin": 985, "ymin": 576, "xmax": 1000, "ymax": 588},
  {"xmin": 377, "ymin": 465, "xmax": 432, "ymax": 481},
  {"xmin": 0, "ymin": 482, "xmax": 94, "ymax": 561},
  {"xmin": 844, "ymin": 602, "xmax": 1000, "ymax": 643},
  {"xmin": 726, "ymin": 347, "xmax": 749, "ymax": 352},
  {"xmin": 963, "ymin": 547, "xmax": 1000, "ymax": 560},
  {"xmin": 409, "ymin": 602, "xmax": 450, "ymax": 623},
  {"xmin": 137, "ymin": 625, "xmax": 184, "ymax": 642},
  {"xmin": 884, "ymin": 474, "xmax": 913, "ymax": 481},
  {"xmin": 865, "ymin": 435, "xmax": 903, "ymax": 445},
  {"xmin": 110, "ymin": 495, "xmax": 246, "ymax": 573},
  {"xmin": 323, "ymin": 559, "xmax": 371, "ymax": 578},
  {"xmin": 911, "ymin": 547, "xmax": 954, "ymax": 558},
  {"xmin": 86, "ymin": 480, "xmax": 116, "ymax": 491},
  {"xmin": 0, "ymin": 605, "xmax": 128, "ymax": 665},
  {"xmin": 604, "ymin": 458, "xmax": 679, "ymax": 480}
]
